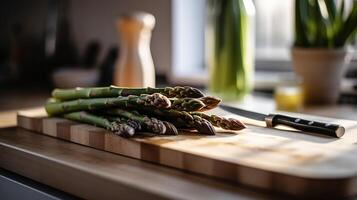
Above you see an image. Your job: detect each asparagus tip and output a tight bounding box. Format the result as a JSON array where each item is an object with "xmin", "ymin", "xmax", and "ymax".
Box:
[
  {"xmin": 182, "ymin": 86, "xmax": 205, "ymax": 98},
  {"xmin": 171, "ymin": 98, "xmax": 205, "ymax": 111},
  {"xmin": 163, "ymin": 121, "xmax": 179, "ymax": 135},
  {"xmin": 192, "ymin": 115, "xmax": 216, "ymax": 135},
  {"xmin": 139, "ymin": 93, "xmax": 171, "ymax": 108},
  {"xmin": 228, "ymin": 118, "xmax": 246, "ymax": 130},
  {"xmin": 199, "ymin": 96, "xmax": 221, "ymax": 111},
  {"xmin": 144, "ymin": 117, "xmax": 166, "ymax": 134},
  {"xmin": 112, "ymin": 122, "xmax": 136, "ymax": 137},
  {"xmin": 164, "ymin": 86, "xmax": 205, "ymax": 98}
]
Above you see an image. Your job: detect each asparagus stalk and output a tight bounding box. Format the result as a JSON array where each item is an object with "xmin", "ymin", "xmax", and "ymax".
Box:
[
  {"xmin": 138, "ymin": 107, "xmax": 194, "ymax": 121},
  {"xmin": 136, "ymin": 107, "xmax": 216, "ymax": 135},
  {"xmin": 169, "ymin": 98, "xmax": 205, "ymax": 111},
  {"xmin": 45, "ymin": 93, "xmax": 171, "ymax": 116},
  {"xmin": 64, "ymin": 111, "xmax": 135, "ymax": 137},
  {"xmin": 106, "ymin": 116, "xmax": 142, "ymax": 131},
  {"xmin": 106, "ymin": 109, "xmax": 166, "ymax": 134},
  {"xmin": 190, "ymin": 112, "xmax": 246, "ymax": 130},
  {"xmin": 52, "ymin": 85, "xmax": 205, "ymax": 101},
  {"xmin": 168, "ymin": 96, "xmax": 221, "ymax": 112},
  {"xmin": 198, "ymin": 96, "xmax": 221, "ymax": 111},
  {"xmin": 174, "ymin": 115, "xmax": 216, "ymax": 135},
  {"xmin": 107, "ymin": 112, "xmax": 178, "ymax": 135},
  {"xmin": 162, "ymin": 121, "xmax": 179, "ymax": 135}
]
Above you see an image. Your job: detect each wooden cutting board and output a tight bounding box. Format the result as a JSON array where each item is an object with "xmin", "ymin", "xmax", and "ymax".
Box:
[{"xmin": 17, "ymin": 108, "xmax": 357, "ymax": 198}]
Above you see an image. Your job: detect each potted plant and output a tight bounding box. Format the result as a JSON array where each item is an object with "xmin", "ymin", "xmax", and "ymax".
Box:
[{"xmin": 292, "ymin": 0, "xmax": 357, "ymax": 104}]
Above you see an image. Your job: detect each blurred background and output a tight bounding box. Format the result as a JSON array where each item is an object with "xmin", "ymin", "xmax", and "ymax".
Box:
[{"xmin": 0, "ymin": 0, "xmax": 356, "ymax": 111}]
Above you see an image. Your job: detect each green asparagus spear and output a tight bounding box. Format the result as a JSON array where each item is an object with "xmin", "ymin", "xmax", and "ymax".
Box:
[
  {"xmin": 198, "ymin": 96, "xmax": 222, "ymax": 111},
  {"xmin": 162, "ymin": 121, "xmax": 179, "ymax": 135},
  {"xmin": 64, "ymin": 111, "xmax": 135, "ymax": 137},
  {"xmin": 174, "ymin": 115, "xmax": 216, "ymax": 135},
  {"xmin": 52, "ymin": 85, "xmax": 205, "ymax": 101},
  {"xmin": 163, "ymin": 86, "xmax": 205, "ymax": 98},
  {"xmin": 168, "ymin": 96, "xmax": 221, "ymax": 112},
  {"xmin": 106, "ymin": 109, "xmax": 166, "ymax": 134},
  {"xmin": 106, "ymin": 116, "xmax": 142, "ymax": 131},
  {"xmin": 135, "ymin": 107, "xmax": 216, "ymax": 135},
  {"xmin": 106, "ymin": 109, "xmax": 178, "ymax": 135},
  {"xmin": 191, "ymin": 112, "xmax": 246, "ymax": 130},
  {"xmin": 169, "ymin": 98, "xmax": 205, "ymax": 111},
  {"xmin": 45, "ymin": 93, "xmax": 171, "ymax": 116},
  {"xmin": 138, "ymin": 107, "xmax": 194, "ymax": 121}
]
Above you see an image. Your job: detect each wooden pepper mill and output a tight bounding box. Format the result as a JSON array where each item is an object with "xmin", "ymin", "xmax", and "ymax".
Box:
[{"xmin": 114, "ymin": 12, "xmax": 156, "ymax": 87}]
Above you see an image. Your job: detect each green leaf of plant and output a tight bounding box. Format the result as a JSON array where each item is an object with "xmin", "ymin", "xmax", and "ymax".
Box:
[
  {"xmin": 294, "ymin": 0, "xmax": 357, "ymax": 48},
  {"xmin": 324, "ymin": 0, "xmax": 336, "ymax": 20}
]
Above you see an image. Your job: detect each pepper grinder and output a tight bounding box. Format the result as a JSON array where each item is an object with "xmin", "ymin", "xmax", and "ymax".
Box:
[{"xmin": 114, "ymin": 12, "xmax": 156, "ymax": 87}]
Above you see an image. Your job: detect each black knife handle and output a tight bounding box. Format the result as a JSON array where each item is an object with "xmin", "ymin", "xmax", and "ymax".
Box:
[{"xmin": 265, "ymin": 114, "xmax": 345, "ymax": 138}]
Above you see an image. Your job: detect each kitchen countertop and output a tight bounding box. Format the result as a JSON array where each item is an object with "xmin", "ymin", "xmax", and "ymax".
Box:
[
  {"xmin": 0, "ymin": 119, "xmax": 276, "ymax": 199},
  {"xmin": 1, "ymin": 89, "xmax": 357, "ymax": 199},
  {"xmin": 0, "ymin": 89, "xmax": 277, "ymax": 199}
]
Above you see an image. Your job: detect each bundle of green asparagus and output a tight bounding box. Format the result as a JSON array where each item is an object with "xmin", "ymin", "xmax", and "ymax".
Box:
[{"xmin": 45, "ymin": 85, "xmax": 245, "ymax": 137}]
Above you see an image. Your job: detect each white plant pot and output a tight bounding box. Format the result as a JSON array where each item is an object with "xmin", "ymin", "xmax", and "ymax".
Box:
[{"xmin": 291, "ymin": 48, "xmax": 352, "ymax": 104}]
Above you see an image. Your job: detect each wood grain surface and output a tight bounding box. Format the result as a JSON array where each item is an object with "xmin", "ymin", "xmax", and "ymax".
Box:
[
  {"xmin": 17, "ymin": 108, "xmax": 357, "ymax": 198},
  {"xmin": 1, "ymin": 127, "xmax": 273, "ymax": 200}
]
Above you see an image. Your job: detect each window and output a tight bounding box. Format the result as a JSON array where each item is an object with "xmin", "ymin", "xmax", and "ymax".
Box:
[
  {"xmin": 170, "ymin": 0, "xmax": 357, "ymax": 86},
  {"xmin": 171, "ymin": 0, "xmax": 207, "ymax": 84},
  {"xmin": 255, "ymin": 0, "xmax": 293, "ymax": 70}
]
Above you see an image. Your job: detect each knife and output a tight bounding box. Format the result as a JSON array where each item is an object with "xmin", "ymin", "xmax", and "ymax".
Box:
[{"xmin": 219, "ymin": 104, "xmax": 345, "ymax": 138}]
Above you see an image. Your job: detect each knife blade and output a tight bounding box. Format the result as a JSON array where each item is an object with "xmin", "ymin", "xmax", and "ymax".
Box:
[{"xmin": 219, "ymin": 104, "xmax": 345, "ymax": 138}]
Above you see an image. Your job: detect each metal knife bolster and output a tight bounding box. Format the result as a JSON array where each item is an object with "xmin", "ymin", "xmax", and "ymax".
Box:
[{"xmin": 264, "ymin": 114, "xmax": 345, "ymax": 138}]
